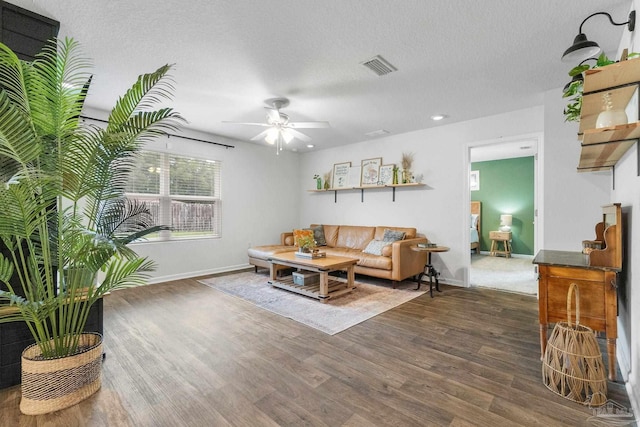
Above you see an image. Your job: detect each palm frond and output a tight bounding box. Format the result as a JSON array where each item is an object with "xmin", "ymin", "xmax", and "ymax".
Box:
[
  {"xmin": 96, "ymin": 256, "xmax": 154, "ymax": 296},
  {"xmin": 27, "ymin": 38, "xmax": 91, "ymax": 140},
  {"xmin": 0, "ymin": 90, "xmax": 40, "ymax": 166},
  {"xmin": 0, "ymin": 42, "xmax": 30, "ymax": 115}
]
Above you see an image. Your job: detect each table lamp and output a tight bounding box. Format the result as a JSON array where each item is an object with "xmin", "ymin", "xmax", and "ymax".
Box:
[{"xmin": 500, "ymin": 214, "xmax": 512, "ymax": 232}]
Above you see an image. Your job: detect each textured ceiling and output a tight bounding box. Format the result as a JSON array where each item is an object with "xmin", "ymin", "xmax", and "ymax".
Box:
[{"xmin": 11, "ymin": 0, "xmax": 634, "ymax": 152}]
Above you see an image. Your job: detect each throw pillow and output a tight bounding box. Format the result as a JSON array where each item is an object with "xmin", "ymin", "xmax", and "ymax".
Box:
[
  {"xmin": 293, "ymin": 229, "xmax": 314, "ymax": 247},
  {"xmin": 382, "ymin": 228, "xmax": 406, "ymax": 242},
  {"xmin": 306, "ymin": 225, "xmax": 326, "ymax": 246},
  {"xmin": 362, "ymin": 239, "xmax": 388, "ymax": 256}
]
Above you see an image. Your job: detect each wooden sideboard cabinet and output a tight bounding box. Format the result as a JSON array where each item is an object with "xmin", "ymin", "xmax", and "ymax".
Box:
[
  {"xmin": 534, "ymin": 251, "xmax": 618, "ymax": 380},
  {"xmin": 533, "ymin": 203, "xmax": 622, "ymax": 381}
]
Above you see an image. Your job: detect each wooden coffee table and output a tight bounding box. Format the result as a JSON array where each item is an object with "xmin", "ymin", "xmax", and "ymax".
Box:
[{"xmin": 268, "ymin": 252, "xmax": 358, "ymax": 303}]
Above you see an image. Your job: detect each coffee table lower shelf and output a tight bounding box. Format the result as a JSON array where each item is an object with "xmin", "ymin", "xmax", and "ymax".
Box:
[{"xmin": 268, "ymin": 275, "xmax": 356, "ymax": 302}]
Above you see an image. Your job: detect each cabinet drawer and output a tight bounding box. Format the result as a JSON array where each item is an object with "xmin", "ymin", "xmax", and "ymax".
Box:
[
  {"xmin": 489, "ymin": 231, "xmax": 511, "ymax": 240},
  {"xmin": 543, "ymin": 265, "xmax": 605, "ymax": 282}
]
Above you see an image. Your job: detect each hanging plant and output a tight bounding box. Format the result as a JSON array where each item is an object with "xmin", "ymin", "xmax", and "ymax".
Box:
[{"xmin": 562, "ymin": 53, "xmax": 639, "ymax": 122}]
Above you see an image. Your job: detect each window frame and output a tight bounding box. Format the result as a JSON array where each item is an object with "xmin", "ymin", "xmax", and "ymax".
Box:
[{"xmin": 125, "ymin": 150, "xmax": 222, "ymax": 241}]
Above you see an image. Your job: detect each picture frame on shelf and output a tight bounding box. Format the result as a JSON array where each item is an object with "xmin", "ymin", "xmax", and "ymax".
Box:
[
  {"xmin": 361, "ymin": 157, "xmax": 382, "ymax": 186},
  {"xmin": 470, "ymin": 170, "xmax": 479, "ymax": 191},
  {"xmin": 332, "ymin": 161, "xmax": 351, "ymax": 189},
  {"xmin": 378, "ymin": 164, "xmax": 395, "ymax": 185}
]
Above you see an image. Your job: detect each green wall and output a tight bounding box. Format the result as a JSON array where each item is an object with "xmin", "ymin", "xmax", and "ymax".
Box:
[{"xmin": 471, "ymin": 156, "xmax": 534, "ymax": 255}]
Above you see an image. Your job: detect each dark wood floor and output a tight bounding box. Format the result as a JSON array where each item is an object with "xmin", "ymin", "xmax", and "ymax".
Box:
[{"xmin": 0, "ymin": 275, "xmax": 632, "ymax": 426}]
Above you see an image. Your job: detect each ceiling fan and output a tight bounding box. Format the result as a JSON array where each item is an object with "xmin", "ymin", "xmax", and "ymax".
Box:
[{"xmin": 223, "ymin": 97, "xmax": 330, "ymax": 153}]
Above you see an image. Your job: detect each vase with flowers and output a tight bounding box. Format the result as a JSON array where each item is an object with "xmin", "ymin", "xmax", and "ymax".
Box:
[
  {"xmin": 401, "ymin": 152, "xmax": 414, "ymax": 184},
  {"xmin": 297, "ymin": 234, "xmax": 316, "ymax": 253},
  {"xmin": 313, "ymin": 174, "xmax": 322, "ymax": 189}
]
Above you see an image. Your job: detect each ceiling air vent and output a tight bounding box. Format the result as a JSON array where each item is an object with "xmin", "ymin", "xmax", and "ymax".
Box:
[{"xmin": 361, "ymin": 55, "xmax": 397, "ymax": 76}]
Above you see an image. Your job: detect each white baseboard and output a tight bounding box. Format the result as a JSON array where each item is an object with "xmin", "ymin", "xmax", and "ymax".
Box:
[
  {"xmin": 440, "ymin": 277, "xmax": 464, "ymax": 287},
  {"xmin": 626, "ymin": 380, "xmax": 639, "ymax": 422},
  {"xmin": 616, "ymin": 323, "xmax": 638, "ymax": 417},
  {"xmin": 146, "ymin": 263, "xmax": 251, "ymax": 285}
]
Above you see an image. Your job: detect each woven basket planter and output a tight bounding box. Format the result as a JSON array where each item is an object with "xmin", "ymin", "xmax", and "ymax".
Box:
[
  {"xmin": 542, "ymin": 284, "xmax": 607, "ymax": 406},
  {"xmin": 20, "ymin": 333, "xmax": 103, "ymax": 415}
]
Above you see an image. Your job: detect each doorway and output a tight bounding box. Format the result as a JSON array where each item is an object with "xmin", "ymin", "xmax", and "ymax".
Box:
[{"xmin": 465, "ymin": 134, "xmax": 543, "ymax": 294}]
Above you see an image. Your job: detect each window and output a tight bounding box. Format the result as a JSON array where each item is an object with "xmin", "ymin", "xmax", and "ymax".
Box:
[{"xmin": 125, "ymin": 151, "xmax": 221, "ymax": 239}]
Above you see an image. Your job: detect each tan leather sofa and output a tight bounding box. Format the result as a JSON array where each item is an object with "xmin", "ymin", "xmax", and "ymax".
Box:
[{"xmin": 248, "ymin": 225, "xmax": 428, "ymax": 287}]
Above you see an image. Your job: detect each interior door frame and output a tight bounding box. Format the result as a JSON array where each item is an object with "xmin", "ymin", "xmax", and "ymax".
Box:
[{"xmin": 462, "ymin": 132, "xmax": 544, "ymax": 287}]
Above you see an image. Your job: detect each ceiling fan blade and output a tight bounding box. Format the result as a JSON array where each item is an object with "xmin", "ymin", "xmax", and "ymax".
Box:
[
  {"xmin": 250, "ymin": 129, "xmax": 271, "ymax": 141},
  {"xmin": 287, "ymin": 121, "xmax": 330, "ymax": 129},
  {"xmin": 222, "ymin": 121, "xmax": 270, "ymax": 127},
  {"xmin": 286, "ymin": 128, "xmax": 312, "ymax": 142}
]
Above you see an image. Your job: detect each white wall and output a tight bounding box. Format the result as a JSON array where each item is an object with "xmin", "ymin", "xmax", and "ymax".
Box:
[
  {"xmin": 541, "ymin": 91, "xmax": 611, "ymax": 251},
  {"xmin": 298, "ymin": 106, "xmax": 545, "ymax": 286},
  {"xmin": 83, "ymin": 107, "xmax": 300, "ymax": 283},
  {"xmin": 612, "ymin": 0, "xmax": 640, "ymax": 414}
]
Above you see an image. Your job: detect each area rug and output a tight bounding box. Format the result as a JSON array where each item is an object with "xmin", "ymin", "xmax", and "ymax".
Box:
[{"xmin": 198, "ymin": 272, "xmax": 425, "ymax": 335}]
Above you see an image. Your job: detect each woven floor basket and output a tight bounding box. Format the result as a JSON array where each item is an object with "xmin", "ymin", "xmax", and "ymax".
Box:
[
  {"xmin": 542, "ymin": 283, "xmax": 607, "ymax": 406},
  {"xmin": 20, "ymin": 332, "xmax": 103, "ymax": 415}
]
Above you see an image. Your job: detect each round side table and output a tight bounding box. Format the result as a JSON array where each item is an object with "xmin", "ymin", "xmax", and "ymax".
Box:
[{"xmin": 411, "ymin": 245, "xmax": 450, "ymax": 297}]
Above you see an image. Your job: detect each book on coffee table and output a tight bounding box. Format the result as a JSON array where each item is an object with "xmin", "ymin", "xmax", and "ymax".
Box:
[{"xmin": 294, "ymin": 251, "xmax": 327, "ymax": 259}]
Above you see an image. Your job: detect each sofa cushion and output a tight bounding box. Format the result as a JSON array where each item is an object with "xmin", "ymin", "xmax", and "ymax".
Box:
[
  {"xmin": 323, "ymin": 247, "xmax": 392, "ymax": 270},
  {"xmin": 321, "ymin": 224, "xmax": 340, "ymax": 247},
  {"xmin": 336, "ymin": 225, "xmax": 375, "ymax": 250},
  {"xmin": 248, "ymin": 245, "xmax": 296, "ymax": 260},
  {"xmin": 358, "ymin": 252, "xmax": 392, "ymax": 270},
  {"xmin": 362, "ymin": 239, "xmax": 387, "ymax": 256}
]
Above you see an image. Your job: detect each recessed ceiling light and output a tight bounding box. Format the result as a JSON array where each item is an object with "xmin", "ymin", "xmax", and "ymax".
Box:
[
  {"xmin": 307, "ymin": 144, "xmax": 315, "ymax": 148},
  {"xmin": 430, "ymin": 114, "xmax": 448, "ymax": 121}
]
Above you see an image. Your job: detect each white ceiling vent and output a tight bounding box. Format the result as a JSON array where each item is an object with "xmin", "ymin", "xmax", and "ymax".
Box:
[{"xmin": 361, "ymin": 55, "xmax": 397, "ymax": 76}]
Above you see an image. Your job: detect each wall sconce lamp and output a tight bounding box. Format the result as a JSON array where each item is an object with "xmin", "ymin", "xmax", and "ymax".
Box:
[
  {"xmin": 500, "ymin": 214, "xmax": 512, "ymax": 232},
  {"xmin": 561, "ymin": 10, "xmax": 636, "ymax": 63}
]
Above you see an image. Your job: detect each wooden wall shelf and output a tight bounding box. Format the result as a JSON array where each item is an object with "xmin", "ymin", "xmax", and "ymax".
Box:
[
  {"xmin": 577, "ymin": 58, "xmax": 640, "ymax": 172},
  {"xmin": 308, "ymin": 183, "xmax": 425, "ymax": 203}
]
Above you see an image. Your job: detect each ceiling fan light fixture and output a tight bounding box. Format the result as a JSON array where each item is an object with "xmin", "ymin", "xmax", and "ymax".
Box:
[{"xmin": 265, "ymin": 127, "xmax": 279, "ymax": 144}]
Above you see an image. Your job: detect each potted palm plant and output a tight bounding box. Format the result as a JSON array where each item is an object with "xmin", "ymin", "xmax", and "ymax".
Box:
[{"xmin": 0, "ymin": 38, "xmax": 183, "ymax": 415}]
